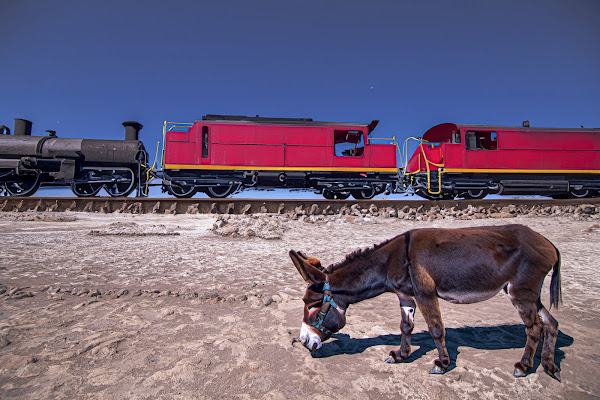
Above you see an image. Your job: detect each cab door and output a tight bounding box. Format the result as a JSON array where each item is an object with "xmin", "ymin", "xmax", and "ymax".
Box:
[{"xmin": 200, "ymin": 125, "xmax": 210, "ymax": 165}]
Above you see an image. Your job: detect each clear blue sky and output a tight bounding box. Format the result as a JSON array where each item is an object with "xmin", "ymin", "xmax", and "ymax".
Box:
[{"xmin": 1, "ymin": 0, "xmax": 599, "ymax": 197}]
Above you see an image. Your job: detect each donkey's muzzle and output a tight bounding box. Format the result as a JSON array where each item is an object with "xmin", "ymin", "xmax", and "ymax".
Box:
[{"xmin": 300, "ymin": 322, "xmax": 323, "ymax": 352}]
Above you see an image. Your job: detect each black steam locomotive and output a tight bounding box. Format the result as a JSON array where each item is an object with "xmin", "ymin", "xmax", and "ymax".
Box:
[{"xmin": 0, "ymin": 119, "xmax": 148, "ymax": 197}]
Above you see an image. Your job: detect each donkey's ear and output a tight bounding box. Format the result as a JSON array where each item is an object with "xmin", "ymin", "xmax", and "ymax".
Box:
[{"xmin": 289, "ymin": 250, "xmax": 326, "ymax": 284}]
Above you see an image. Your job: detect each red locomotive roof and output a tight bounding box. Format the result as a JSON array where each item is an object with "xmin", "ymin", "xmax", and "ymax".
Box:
[
  {"xmin": 423, "ymin": 122, "xmax": 600, "ymax": 143},
  {"xmin": 196, "ymin": 115, "xmax": 380, "ymax": 133}
]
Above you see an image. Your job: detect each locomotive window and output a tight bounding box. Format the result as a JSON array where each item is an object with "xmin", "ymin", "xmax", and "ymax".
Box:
[
  {"xmin": 465, "ymin": 131, "xmax": 497, "ymax": 151},
  {"xmin": 334, "ymin": 130, "xmax": 364, "ymax": 157},
  {"xmin": 202, "ymin": 126, "xmax": 209, "ymax": 158},
  {"xmin": 452, "ymin": 131, "xmax": 461, "ymax": 144}
]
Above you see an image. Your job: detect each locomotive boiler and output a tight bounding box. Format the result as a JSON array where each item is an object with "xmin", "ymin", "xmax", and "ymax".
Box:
[{"xmin": 0, "ymin": 119, "xmax": 148, "ymax": 197}]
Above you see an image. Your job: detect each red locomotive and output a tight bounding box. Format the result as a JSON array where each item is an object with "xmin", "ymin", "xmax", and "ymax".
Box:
[
  {"xmin": 404, "ymin": 122, "xmax": 600, "ymax": 199},
  {"xmin": 161, "ymin": 115, "xmax": 399, "ymax": 198}
]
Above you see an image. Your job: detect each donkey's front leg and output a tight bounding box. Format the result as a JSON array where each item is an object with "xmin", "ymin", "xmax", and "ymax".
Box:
[{"xmin": 385, "ymin": 298, "xmax": 416, "ymax": 363}]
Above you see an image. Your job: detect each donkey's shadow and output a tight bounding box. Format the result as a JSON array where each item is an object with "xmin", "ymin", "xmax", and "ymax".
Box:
[{"xmin": 312, "ymin": 324, "xmax": 574, "ymax": 373}]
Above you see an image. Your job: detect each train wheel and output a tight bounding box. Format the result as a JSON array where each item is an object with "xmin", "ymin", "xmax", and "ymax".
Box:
[
  {"xmin": 351, "ymin": 187, "xmax": 376, "ymax": 200},
  {"xmin": 71, "ymin": 182, "xmax": 103, "ymax": 197},
  {"xmin": 4, "ymin": 175, "xmax": 41, "ymax": 196},
  {"xmin": 414, "ymin": 188, "xmax": 455, "ymax": 200},
  {"xmin": 463, "ymin": 189, "xmax": 488, "ymax": 200},
  {"xmin": 322, "ymin": 190, "xmax": 351, "ymax": 200},
  {"xmin": 206, "ymin": 184, "xmax": 235, "ymax": 198},
  {"xmin": 105, "ymin": 170, "xmax": 137, "ymax": 197},
  {"xmin": 167, "ymin": 184, "xmax": 199, "ymax": 198},
  {"xmin": 569, "ymin": 187, "xmax": 590, "ymax": 198}
]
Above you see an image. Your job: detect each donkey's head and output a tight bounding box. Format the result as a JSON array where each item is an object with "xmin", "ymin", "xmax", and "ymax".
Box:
[{"xmin": 289, "ymin": 250, "xmax": 346, "ymax": 352}]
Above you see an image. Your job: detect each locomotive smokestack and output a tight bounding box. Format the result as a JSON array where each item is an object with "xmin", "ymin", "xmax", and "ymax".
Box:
[
  {"xmin": 122, "ymin": 121, "xmax": 143, "ymax": 141},
  {"xmin": 14, "ymin": 119, "xmax": 33, "ymax": 136}
]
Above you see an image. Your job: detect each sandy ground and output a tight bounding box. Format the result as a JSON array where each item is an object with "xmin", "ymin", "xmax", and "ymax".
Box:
[{"xmin": 0, "ymin": 211, "xmax": 599, "ymax": 399}]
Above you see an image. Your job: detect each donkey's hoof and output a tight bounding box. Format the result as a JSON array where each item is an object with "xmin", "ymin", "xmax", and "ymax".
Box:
[
  {"xmin": 546, "ymin": 369, "xmax": 561, "ymax": 382},
  {"xmin": 384, "ymin": 351, "xmax": 402, "ymax": 364},
  {"xmin": 384, "ymin": 355, "xmax": 397, "ymax": 364},
  {"xmin": 513, "ymin": 368, "xmax": 526, "ymax": 378},
  {"xmin": 429, "ymin": 365, "xmax": 445, "ymax": 374},
  {"xmin": 513, "ymin": 367, "xmax": 527, "ymax": 378}
]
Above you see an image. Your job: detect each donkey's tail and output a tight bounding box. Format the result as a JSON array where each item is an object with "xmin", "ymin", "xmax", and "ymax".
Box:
[{"xmin": 549, "ymin": 243, "xmax": 562, "ymax": 309}]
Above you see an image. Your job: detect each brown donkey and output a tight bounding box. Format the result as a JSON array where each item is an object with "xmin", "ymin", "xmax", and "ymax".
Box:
[{"xmin": 290, "ymin": 224, "xmax": 562, "ymax": 380}]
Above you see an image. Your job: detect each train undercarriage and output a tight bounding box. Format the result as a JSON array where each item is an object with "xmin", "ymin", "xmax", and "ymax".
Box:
[
  {"xmin": 407, "ymin": 171, "xmax": 600, "ymax": 200},
  {"xmin": 0, "ymin": 165, "xmax": 144, "ymax": 198},
  {"xmin": 4, "ymin": 165, "xmax": 599, "ymax": 201},
  {"xmin": 161, "ymin": 169, "xmax": 399, "ymax": 199}
]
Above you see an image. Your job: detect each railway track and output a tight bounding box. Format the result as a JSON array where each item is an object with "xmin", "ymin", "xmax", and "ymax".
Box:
[{"xmin": 1, "ymin": 196, "xmax": 599, "ymax": 215}]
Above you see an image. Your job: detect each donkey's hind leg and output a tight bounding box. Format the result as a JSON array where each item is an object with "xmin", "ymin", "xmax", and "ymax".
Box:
[
  {"xmin": 539, "ymin": 304, "xmax": 560, "ymax": 381},
  {"xmin": 413, "ymin": 294, "xmax": 450, "ymax": 374},
  {"xmin": 508, "ymin": 288, "xmax": 544, "ymax": 378}
]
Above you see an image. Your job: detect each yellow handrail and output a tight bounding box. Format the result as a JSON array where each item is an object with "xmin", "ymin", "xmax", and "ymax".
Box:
[
  {"xmin": 402, "ymin": 137, "xmax": 445, "ymax": 195},
  {"xmin": 144, "ymin": 141, "xmax": 160, "ymax": 196},
  {"xmin": 419, "ymin": 144, "xmax": 444, "ymax": 195},
  {"xmin": 161, "ymin": 121, "xmax": 167, "ymax": 169}
]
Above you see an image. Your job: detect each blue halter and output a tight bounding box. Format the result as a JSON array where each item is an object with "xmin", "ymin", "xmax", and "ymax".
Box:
[{"xmin": 310, "ymin": 282, "xmax": 339, "ymax": 338}]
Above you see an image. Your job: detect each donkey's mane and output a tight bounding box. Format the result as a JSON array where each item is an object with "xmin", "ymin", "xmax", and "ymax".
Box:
[{"xmin": 326, "ymin": 234, "xmax": 402, "ymax": 273}]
